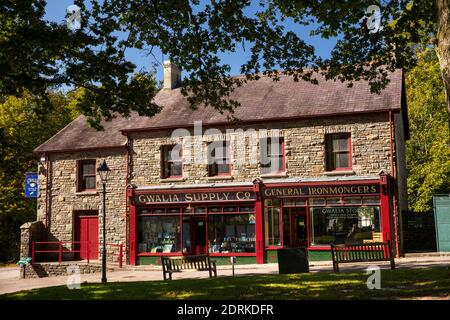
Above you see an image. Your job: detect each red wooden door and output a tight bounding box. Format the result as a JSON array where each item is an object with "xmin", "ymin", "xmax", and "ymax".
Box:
[{"xmin": 75, "ymin": 214, "xmax": 99, "ymax": 260}]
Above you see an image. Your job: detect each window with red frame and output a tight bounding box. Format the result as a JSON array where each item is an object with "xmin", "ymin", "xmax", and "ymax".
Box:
[
  {"xmin": 325, "ymin": 133, "xmax": 352, "ymax": 171},
  {"xmin": 161, "ymin": 145, "xmax": 183, "ymax": 178},
  {"xmin": 260, "ymin": 137, "xmax": 285, "ymax": 174},
  {"xmin": 77, "ymin": 159, "xmax": 96, "ymax": 191},
  {"xmin": 207, "ymin": 140, "xmax": 231, "ymax": 176}
]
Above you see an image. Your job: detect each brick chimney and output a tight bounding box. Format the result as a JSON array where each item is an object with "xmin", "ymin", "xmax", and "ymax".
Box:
[{"xmin": 163, "ymin": 60, "xmax": 182, "ymax": 89}]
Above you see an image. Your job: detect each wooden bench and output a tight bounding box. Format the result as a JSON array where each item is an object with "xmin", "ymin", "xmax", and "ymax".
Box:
[
  {"xmin": 331, "ymin": 242, "xmax": 395, "ymax": 272},
  {"xmin": 161, "ymin": 255, "xmax": 217, "ymax": 280}
]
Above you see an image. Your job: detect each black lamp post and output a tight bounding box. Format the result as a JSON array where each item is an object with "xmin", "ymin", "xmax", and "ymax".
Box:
[{"xmin": 97, "ymin": 159, "xmax": 110, "ymax": 284}]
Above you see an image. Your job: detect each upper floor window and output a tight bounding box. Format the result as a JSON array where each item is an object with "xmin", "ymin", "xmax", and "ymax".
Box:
[
  {"xmin": 325, "ymin": 133, "xmax": 352, "ymax": 171},
  {"xmin": 161, "ymin": 145, "xmax": 183, "ymax": 178},
  {"xmin": 260, "ymin": 137, "xmax": 285, "ymax": 174},
  {"xmin": 77, "ymin": 159, "xmax": 96, "ymax": 192},
  {"xmin": 207, "ymin": 141, "xmax": 231, "ymax": 176}
]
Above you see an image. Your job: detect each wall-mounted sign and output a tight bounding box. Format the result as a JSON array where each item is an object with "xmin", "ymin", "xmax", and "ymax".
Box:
[
  {"xmin": 264, "ymin": 184, "xmax": 380, "ymax": 197},
  {"xmin": 25, "ymin": 172, "xmax": 38, "ymax": 198},
  {"xmin": 135, "ymin": 190, "xmax": 255, "ymax": 204},
  {"xmin": 314, "ymin": 207, "xmax": 360, "ymax": 219}
]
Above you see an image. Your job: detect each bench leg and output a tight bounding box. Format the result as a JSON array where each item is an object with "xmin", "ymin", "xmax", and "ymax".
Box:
[
  {"xmin": 390, "ymin": 258, "xmax": 396, "ymax": 270},
  {"xmin": 333, "ymin": 262, "xmax": 339, "ymax": 273}
]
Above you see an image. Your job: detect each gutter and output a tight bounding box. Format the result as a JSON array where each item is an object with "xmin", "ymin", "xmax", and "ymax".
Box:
[{"xmin": 32, "ymin": 145, "xmax": 127, "ymax": 156}]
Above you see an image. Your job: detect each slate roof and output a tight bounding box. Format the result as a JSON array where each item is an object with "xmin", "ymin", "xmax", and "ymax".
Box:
[{"xmin": 34, "ymin": 70, "xmax": 405, "ymax": 154}]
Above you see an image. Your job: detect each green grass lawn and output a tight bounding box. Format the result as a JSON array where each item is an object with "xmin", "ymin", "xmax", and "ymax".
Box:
[{"xmin": 2, "ymin": 267, "xmax": 450, "ymax": 300}]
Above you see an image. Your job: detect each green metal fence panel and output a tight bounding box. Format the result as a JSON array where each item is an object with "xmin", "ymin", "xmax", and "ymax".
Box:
[{"xmin": 433, "ymin": 195, "xmax": 450, "ymax": 252}]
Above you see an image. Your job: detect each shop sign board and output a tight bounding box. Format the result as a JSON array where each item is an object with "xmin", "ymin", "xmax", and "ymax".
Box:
[{"xmin": 24, "ymin": 172, "xmax": 38, "ymax": 198}]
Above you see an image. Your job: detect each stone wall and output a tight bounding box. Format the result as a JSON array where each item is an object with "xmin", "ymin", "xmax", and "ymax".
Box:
[
  {"xmin": 35, "ymin": 149, "xmax": 128, "ymax": 262},
  {"xmin": 129, "ymin": 113, "xmax": 394, "ymax": 186},
  {"xmin": 20, "ymin": 221, "xmax": 45, "ymax": 259},
  {"xmin": 19, "ymin": 262, "xmax": 115, "ymax": 279}
]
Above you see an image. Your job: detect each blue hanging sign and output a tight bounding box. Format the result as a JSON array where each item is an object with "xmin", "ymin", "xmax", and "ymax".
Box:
[{"xmin": 25, "ymin": 172, "xmax": 38, "ymax": 198}]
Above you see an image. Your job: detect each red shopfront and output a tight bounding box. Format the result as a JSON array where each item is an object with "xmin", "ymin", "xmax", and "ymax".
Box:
[
  {"xmin": 128, "ymin": 185, "xmax": 264, "ymax": 265},
  {"xmin": 260, "ymin": 175, "xmax": 395, "ymax": 262},
  {"xmin": 128, "ymin": 175, "xmax": 395, "ymax": 265}
]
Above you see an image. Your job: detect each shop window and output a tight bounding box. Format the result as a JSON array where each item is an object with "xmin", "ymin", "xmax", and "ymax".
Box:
[
  {"xmin": 326, "ymin": 197, "xmax": 342, "ymax": 205},
  {"xmin": 77, "ymin": 159, "xmax": 96, "ymax": 192},
  {"xmin": 207, "ymin": 141, "xmax": 231, "ymax": 176},
  {"xmin": 325, "ymin": 133, "xmax": 352, "ymax": 171},
  {"xmin": 310, "ymin": 198, "xmax": 326, "ymax": 206},
  {"xmin": 283, "ymin": 198, "xmax": 306, "ymax": 207},
  {"xmin": 239, "ymin": 206, "xmax": 254, "ymax": 212},
  {"xmin": 161, "ymin": 145, "xmax": 183, "ymax": 178},
  {"xmin": 224, "ymin": 206, "xmax": 238, "ymax": 213},
  {"xmin": 182, "ymin": 217, "xmax": 191, "ymax": 253},
  {"xmin": 309, "ymin": 206, "xmax": 381, "ymax": 246},
  {"xmin": 344, "ymin": 197, "xmax": 362, "ymax": 205},
  {"xmin": 208, "ymin": 215, "xmax": 256, "ymax": 253},
  {"xmin": 260, "ymin": 137, "xmax": 285, "ymax": 174},
  {"xmin": 362, "ymin": 196, "xmax": 380, "ymax": 205},
  {"xmin": 138, "ymin": 216, "xmax": 181, "ymax": 253},
  {"xmin": 264, "ymin": 199, "xmax": 282, "ymax": 246}
]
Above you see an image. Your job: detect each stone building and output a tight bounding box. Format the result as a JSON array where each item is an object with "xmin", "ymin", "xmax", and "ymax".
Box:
[{"xmin": 22, "ymin": 62, "xmax": 409, "ymax": 266}]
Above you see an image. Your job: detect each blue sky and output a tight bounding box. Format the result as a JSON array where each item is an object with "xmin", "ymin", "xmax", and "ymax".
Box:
[{"xmin": 44, "ymin": 0, "xmax": 338, "ymax": 82}]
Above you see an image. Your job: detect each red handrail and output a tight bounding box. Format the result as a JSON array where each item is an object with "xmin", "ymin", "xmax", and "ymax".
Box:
[{"xmin": 32, "ymin": 241, "xmax": 123, "ymax": 268}]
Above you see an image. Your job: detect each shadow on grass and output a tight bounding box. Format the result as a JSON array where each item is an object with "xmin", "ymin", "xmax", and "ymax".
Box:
[{"xmin": 2, "ymin": 267, "xmax": 450, "ymax": 300}]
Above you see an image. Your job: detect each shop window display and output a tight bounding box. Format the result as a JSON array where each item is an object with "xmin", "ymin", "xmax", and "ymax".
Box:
[
  {"xmin": 208, "ymin": 215, "xmax": 256, "ymax": 253},
  {"xmin": 310, "ymin": 206, "xmax": 381, "ymax": 245},
  {"xmin": 138, "ymin": 216, "xmax": 181, "ymax": 253}
]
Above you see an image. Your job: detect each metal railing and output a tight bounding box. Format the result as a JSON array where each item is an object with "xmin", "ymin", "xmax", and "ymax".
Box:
[{"xmin": 31, "ymin": 241, "xmax": 123, "ymax": 268}]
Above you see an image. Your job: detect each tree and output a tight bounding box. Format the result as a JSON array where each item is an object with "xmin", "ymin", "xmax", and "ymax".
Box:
[
  {"xmin": 0, "ymin": 92, "xmax": 78, "ymax": 261},
  {"xmin": 1, "ymin": 1, "xmax": 450, "ymax": 129},
  {"xmin": 406, "ymin": 48, "xmax": 450, "ymax": 212}
]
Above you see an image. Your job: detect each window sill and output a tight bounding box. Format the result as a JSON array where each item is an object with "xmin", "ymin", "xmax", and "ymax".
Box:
[
  {"xmin": 75, "ymin": 191, "xmax": 98, "ymax": 196},
  {"xmin": 206, "ymin": 176, "xmax": 233, "ymax": 181},
  {"xmin": 259, "ymin": 172, "xmax": 287, "ymax": 178},
  {"xmin": 323, "ymin": 170, "xmax": 355, "ymax": 176},
  {"xmin": 159, "ymin": 178, "xmax": 185, "ymax": 183}
]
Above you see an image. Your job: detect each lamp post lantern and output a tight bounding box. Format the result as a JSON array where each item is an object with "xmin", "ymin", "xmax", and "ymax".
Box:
[{"xmin": 97, "ymin": 159, "xmax": 110, "ymax": 284}]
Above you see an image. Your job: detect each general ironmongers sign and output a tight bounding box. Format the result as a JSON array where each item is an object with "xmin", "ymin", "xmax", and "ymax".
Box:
[
  {"xmin": 264, "ymin": 184, "xmax": 380, "ymax": 197},
  {"xmin": 135, "ymin": 190, "xmax": 256, "ymax": 204}
]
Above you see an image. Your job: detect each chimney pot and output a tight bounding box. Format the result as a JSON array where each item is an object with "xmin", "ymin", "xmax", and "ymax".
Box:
[{"xmin": 163, "ymin": 60, "xmax": 181, "ymax": 89}]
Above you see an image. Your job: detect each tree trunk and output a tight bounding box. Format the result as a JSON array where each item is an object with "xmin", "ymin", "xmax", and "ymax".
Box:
[{"xmin": 435, "ymin": 0, "xmax": 450, "ymax": 132}]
